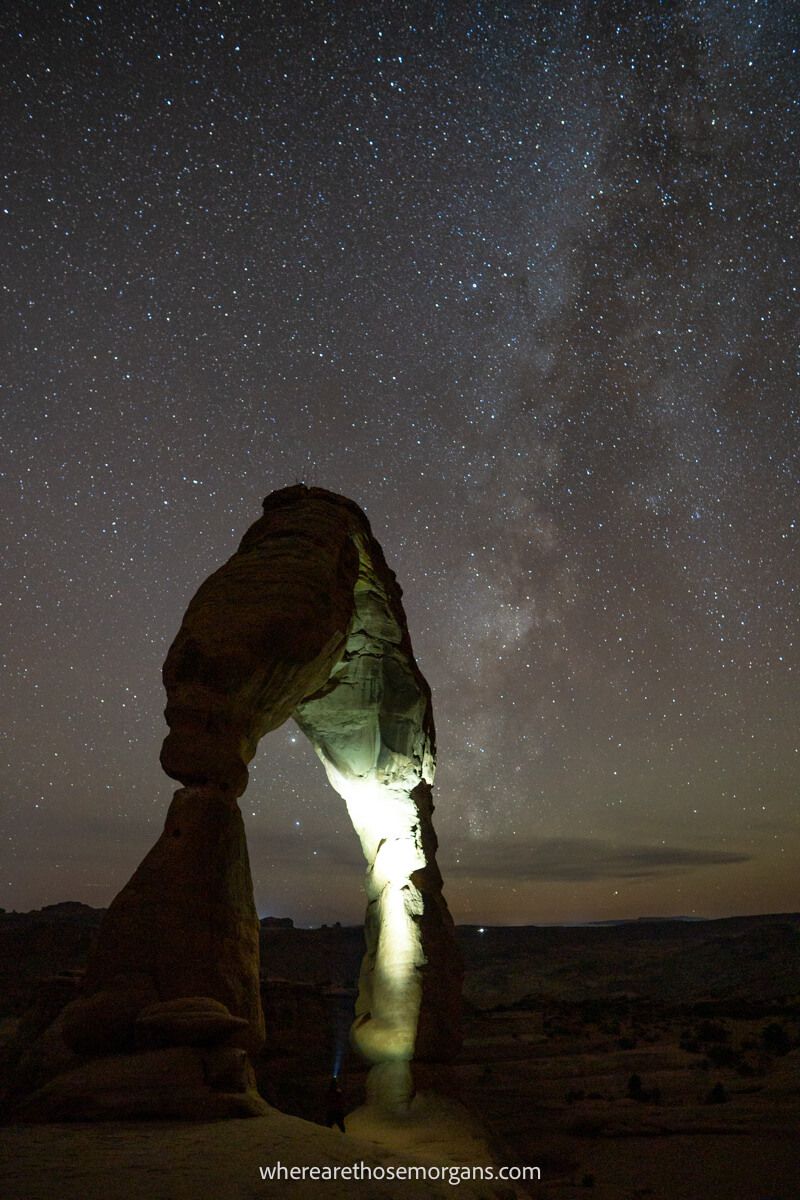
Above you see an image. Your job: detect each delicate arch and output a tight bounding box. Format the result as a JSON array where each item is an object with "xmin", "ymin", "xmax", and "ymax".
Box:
[{"xmin": 25, "ymin": 487, "xmax": 460, "ymax": 1118}]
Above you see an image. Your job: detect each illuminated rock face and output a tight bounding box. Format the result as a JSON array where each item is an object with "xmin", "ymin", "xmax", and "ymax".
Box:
[
  {"xmin": 292, "ymin": 527, "xmax": 462, "ymax": 1076},
  {"xmin": 17, "ymin": 487, "xmax": 460, "ymax": 1119}
]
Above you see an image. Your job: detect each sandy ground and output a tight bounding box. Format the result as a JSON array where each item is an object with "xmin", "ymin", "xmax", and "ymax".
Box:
[
  {"xmin": 4, "ymin": 915, "xmax": 799, "ymax": 1199},
  {"xmin": 452, "ymin": 1011, "xmax": 800, "ymax": 1200},
  {"xmin": 554, "ymin": 1132, "xmax": 798, "ymax": 1199},
  {"xmin": 6, "ymin": 1116, "xmax": 796, "ymax": 1200},
  {"xmin": 0, "ymin": 1095, "xmax": 532, "ymax": 1200},
  {"xmin": 4, "ymin": 1049, "xmax": 798, "ymax": 1200}
]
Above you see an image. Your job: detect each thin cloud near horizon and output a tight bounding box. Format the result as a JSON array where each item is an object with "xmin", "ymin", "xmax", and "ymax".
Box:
[{"xmin": 441, "ymin": 837, "xmax": 751, "ymax": 883}]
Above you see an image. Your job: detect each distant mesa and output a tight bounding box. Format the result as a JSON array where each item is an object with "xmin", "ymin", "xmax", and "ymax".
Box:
[
  {"xmin": 40, "ymin": 902, "xmax": 97, "ymax": 915},
  {"xmin": 36, "ymin": 902, "xmax": 105, "ymax": 920},
  {"xmin": 11, "ymin": 486, "xmax": 461, "ymax": 1121},
  {"xmin": 260, "ymin": 916, "xmax": 294, "ymax": 929}
]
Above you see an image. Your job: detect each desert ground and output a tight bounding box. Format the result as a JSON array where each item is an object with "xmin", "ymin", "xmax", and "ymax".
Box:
[{"xmin": 1, "ymin": 906, "xmax": 798, "ymax": 1198}]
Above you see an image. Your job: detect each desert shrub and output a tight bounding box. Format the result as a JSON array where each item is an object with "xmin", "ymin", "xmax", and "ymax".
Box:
[
  {"xmin": 580, "ymin": 1001, "xmax": 606, "ymax": 1024},
  {"xmin": 626, "ymin": 1074, "xmax": 661, "ymax": 1103},
  {"xmin": 705, "ymin": 1043, "xmax": 740, "ymax": 1068},
  {"xmin": 565, "ymin": 1088, "xmax": 585, "ymax": 1104},
  {"xmin": 617, "ymin": 1035, "xmax": 637, "ymax": 1050},
  {"xmin": 569, "ymin": 1116, "xmax": 606, "ymax": 1136},
  {"xmin": 761, "ymin": 1022, "xmax": 791, "ymax": 1056},
  {"xmin": 696, "ymin": 1020, "xmax": 729, "ymax": 1044},
  {"xmin": 581, "ymin": 1173, "xmax": 595, "ymax": 1187},
  {"xmin": 705, "ymin": 1081, "xmax": 728, "ymax": 1104},
  {"xmin": 736, "ymin": 1061, "xmax": 759, "ymax": 1078}
]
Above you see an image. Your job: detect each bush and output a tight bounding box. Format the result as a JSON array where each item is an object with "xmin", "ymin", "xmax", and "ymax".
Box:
[
  {"xmin": 627, "ymin": 1073, "xmax": 660, "ymax": 1103},
  {"xmin": 736, "ymin": 1062, "xmax": 759, "ymax": 1078},
  {"xmin": 705, "ymin": 1044, "xmax": 740, "ymax": 1069},
  {"xmin": 705, "ymin": 1081, "xmax": 728, "ymax": 1104},
  {"xmin": 761, "ymin": 1023, "xmax": 791, "ymax": 1056},
  {"xmin": 697, "ymin": 1020, "xmax": 729, "ymax": 1044}
]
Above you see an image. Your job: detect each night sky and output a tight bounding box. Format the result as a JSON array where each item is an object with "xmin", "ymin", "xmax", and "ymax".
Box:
[{"xmin": 3, "ymin": 2, "xmax": 797, "ymax": 926}]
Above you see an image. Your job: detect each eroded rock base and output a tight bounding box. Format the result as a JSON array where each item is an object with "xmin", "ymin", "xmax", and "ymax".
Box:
[{"xmin": 14, "ymin": 1046, "xmax": 268, "ymax": 1122}]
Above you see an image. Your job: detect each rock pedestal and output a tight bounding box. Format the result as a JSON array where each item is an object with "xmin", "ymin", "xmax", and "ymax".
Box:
[{"xmin": 79, "ymin": 785, "xmax": 264, "ymax": 1055}]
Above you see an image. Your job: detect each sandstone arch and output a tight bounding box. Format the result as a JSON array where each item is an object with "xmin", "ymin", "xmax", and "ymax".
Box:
[{"xmin": 17, "ymin": 487, "xmax": 460, "ymax": 1119}]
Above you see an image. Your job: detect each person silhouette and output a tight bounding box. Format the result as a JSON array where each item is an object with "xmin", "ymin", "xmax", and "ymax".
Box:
[{"xmin": 325, "ymin": 1075, "xmax": 346, "ymax": 1132}]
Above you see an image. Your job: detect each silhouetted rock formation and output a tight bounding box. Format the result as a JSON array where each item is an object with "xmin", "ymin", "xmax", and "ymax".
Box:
[
  {"xmin": 161, "ymin": 488, "xmax": 362, "ymax": 798},
  {"xmin": 13, "ymin": 486, "xmax": 460, "ymax": 1120},
  {"xmin": 78, "ymin": 784, "xmax": 264, "ymax": 1055}
]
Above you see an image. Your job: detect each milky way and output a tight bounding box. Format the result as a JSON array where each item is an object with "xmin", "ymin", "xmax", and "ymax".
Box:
[{"xmin": 2, "ymin": 2, "xmax": 797, "ymax": 924}]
